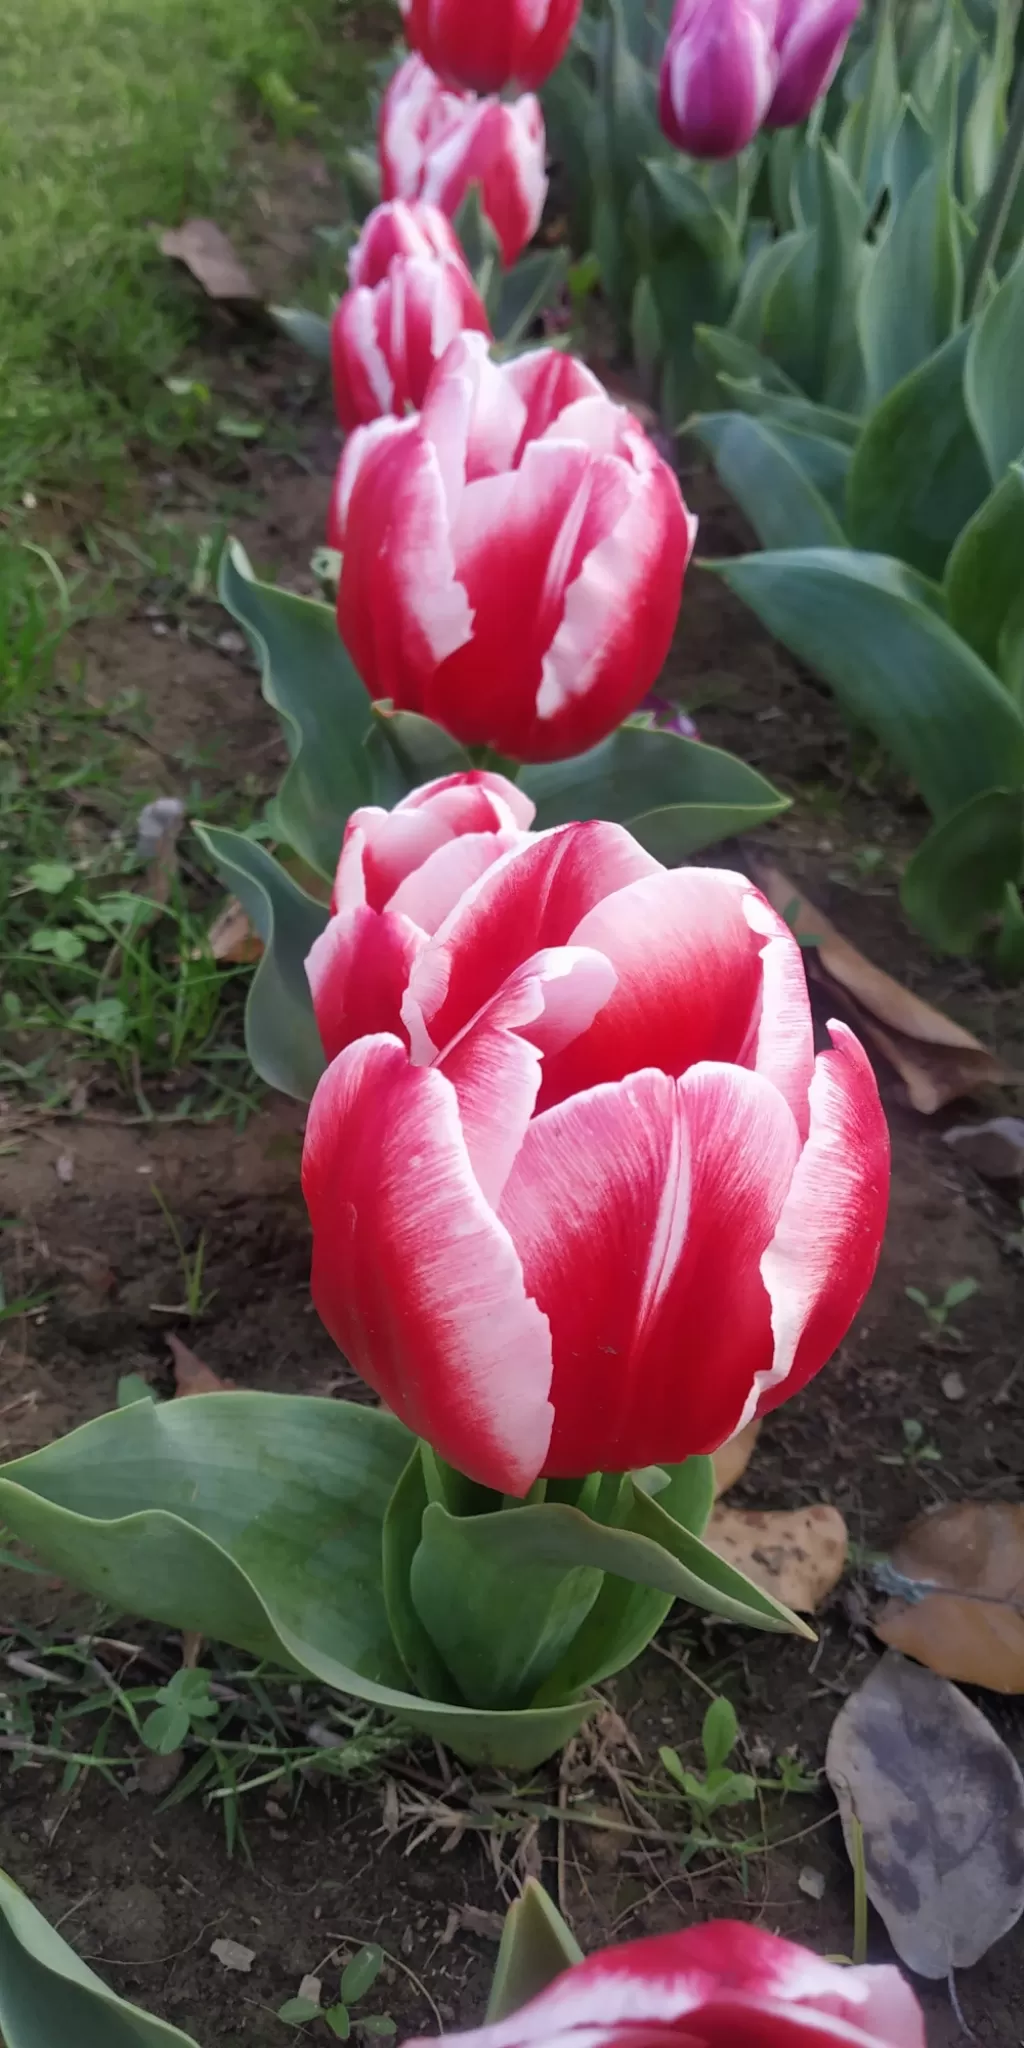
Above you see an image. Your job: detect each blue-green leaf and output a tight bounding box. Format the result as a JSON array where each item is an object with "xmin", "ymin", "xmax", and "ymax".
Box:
[
  {"xmin": 194, "ymin": 824, "xmax": 327, "ymax": 1101},
  {"xmin": 857, "ymin": 167, "xmax": 962, "ymax": 401},
  {"xmin": 519, "ymin": 726, "xmax": 789, "ymax": 853},
  {"xmin": 846, "ymin": 329, "xmax": 989, "ymax": 577},
  {"xmin": 944, "ymin": 462, "xmax": 1024, "ymax": 686},
  {"xmin": 0, "ymin": 1870, "xmax": 199, "ymax": 2048},
  {"xmin": 964, "ymin": 243, "xmax": 1024, "ymax": 482},
  {"xmin": 691, "ymin": 412, "xmax": 848, "ymax": 548},
  {"xmin": 901, "ymin": 789, "xmax": 1024, "ymax": 954}
]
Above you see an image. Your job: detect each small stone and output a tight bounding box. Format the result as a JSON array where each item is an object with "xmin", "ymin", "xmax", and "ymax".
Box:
[
  {"xmin": 55, "ymin": 1152, "xmax": 74, "ymax": 1184},
  {"xmin": 944, "ymin": 1117, "xmax": 1024, "ymax": 1181},
  {"xmin": 210, "ymin": 1939, "xmax": 255, "ymax": 1973},
  {"xmin": 941, "ymin": 1370, "xmax": 966, "ymax": 1403},
  {"xmin": 298, "ymin": 1976, "xmax": 322, "ymax": 2008},
  {"xmin": 798, "ymin": 1865, "xmax": 826, "ymax": 1901}
]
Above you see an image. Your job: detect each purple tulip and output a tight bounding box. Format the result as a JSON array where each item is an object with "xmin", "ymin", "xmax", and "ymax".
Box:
[
  {"xmin": 766, "ymin": 0, "xmax": 860, "ymax": 128},
  {"xmin": 659, "ymin": 0, "xmax": 779, "ymax": 160}
]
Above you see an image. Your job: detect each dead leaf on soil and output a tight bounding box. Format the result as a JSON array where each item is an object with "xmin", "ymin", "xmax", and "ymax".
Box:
[
  {"xmin": 210, "ymin": 1938, "xmax": 256, "ymax": 1974},
  {"xmin": 752, "ymin": 862, "xmax": 1004, "ymax": 1113},
  {"xmin": 943, "ymin": 1116, "xmax": 1024, "ymax": 1180},
  {"xmin": 711, "ymin": 1418, "xmax": 762, "ymax": 1498},
  {"xmin": 874, "ymin": 1502, "xmax": 1024, "ymax": 1692},
  {"xmin": 208, "ymin": 895, "xmax": 264, "ymax": 965},
  {"xmin": 706, "ymin": 1503, "xmax": 847, "ymax": 1612},
  {"xmin": 825, "ymin": 1650, "xmax": 1024, "ymax": 1976},
  {"xmin": 167, "ymin": 1333, "xmax": 235, "ymax": 1397},
  {"xmin": 160, "ymin": 219, "xmax": 259, "ymax": 301}
]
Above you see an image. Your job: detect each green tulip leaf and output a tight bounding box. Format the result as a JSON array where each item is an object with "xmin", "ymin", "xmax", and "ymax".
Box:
[
  {"xmin": 712, "ymin": 547, "xmax": 1024, "ymax": 818},
  {"xmin": 689, "ymin": 412, "xmax": 848, "ymax": 549},
  {"xmin": 836, "ymin": 0, "xmax": 901, "ymax": 207},
  {"xmin": 901, "ymin": 789, "xmax": 1024, "ymax": 955},
  {"xmin": 846, "ymin": 329, "xmax": 990, "ymax": 579},
  {"xmin": 857, "ymin": 166, "xmax": 961, "ymax": 402},
  {"xmin": 193, "ymin": 823, "xmax": 327, "ymax": 1101},
  {"xmin": 218, "ymin": 539, "xmax": 372, "ymax": 878},
  {"xmin": 0, "ymin": 1867, "xmax": 200, "ymax": 2047},
  {"xmin": 520, "ymin": 728, "xmax": 789, "ymax": 855},
  {"xmin": 692, "ymin": 324, "xmax": 802, "ymax": 398},
  {"xmin": 0, "ymin": 1396, "xmax": 590, "ymax": 1769},
  {"xmin": 270, "ymin": 304, "xmax": 333, "ymax": 363},
  {"xmin": 492, "ymin": 248, "xmax": 569, "ymax": 349},
  {"xmin": 944, "ymin": 462, "xmax": 1024, "ymax": 686},
  {"xmin": 709, "ymin": 374, "xmax": 860, "ymax": 448},
  {"xmin": 486, "ymin": 1883, "xmax": 583, "ymax": 2025},
  {"xmin": 964, "ymin": 243, "xmax": 1024, "ymax": 482},
  {"xmin": 368, "ymin": 704, "xmax": 473, "ymax": 793},
  {"xmin": 381, "ymin": 1449, "xmax": 468, "ymax": 1705}
]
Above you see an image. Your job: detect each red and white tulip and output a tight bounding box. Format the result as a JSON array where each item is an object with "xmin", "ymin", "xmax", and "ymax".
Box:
[
  {"xmin": 398, "ymin": 0, "xmax": 583, "ymax": 95},
  {"xmin": 380, "ymin": 55, "xmax": 548, "ymax": 270},
  {"xmin": 402, "ymin": 1919, "xmax": 925, "ymax": 2048},
  {"xmin": 304, "ymin": 826, "xmax": 890, "ymax": 1495},
  {"xmin": 306, "ymin": 770, "xmax": 534, "ymax": 1063},
  {"xmin": 329, "ymin": 333, "xmax": 696, "ymax": 764},
  {"xmin": 331, "ymin": 201, "xmax": 491, "ymax": 431}
]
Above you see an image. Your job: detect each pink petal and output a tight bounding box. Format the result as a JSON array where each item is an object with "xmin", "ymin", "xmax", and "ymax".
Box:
[
  {"xmin": 305, "ymin": 908, "xmax": 425, "ymax": 1061},
  {"xmin": 352, "ymin": 782, "xmax": 515, "ymax": 907},
  {"xmin": 503, "ymin": 347, "xmax": 609, "ymax": 450},
  {"xmin": 740, "ymin": 887, "xmax": 816, "ymax": 1140},
  {"xmin": 754, "ymin": 1021, "xmax": 890, "ymax": 1423},
  {"xmin": 398, "ymin": 767, "xmax": 535, "ymax": 831},
  {"xmin": 500, "ymin": 1063, "xmax": 801, "ymax": 1477},
  {"xmin": 303, "ymin": 1035, "xmax": 554, "ymax": 1493},
  {"xmin": 348, "ymin": 199, "xmax": 468, "ymax": 288},
  {"xmin": 388, "ymin": 828, "xmax": 524, "ymax": 934},
  {"xmin": 331, "ymin": 289, "xmax": 396, "ymax": 431},
  {"xmin": 404, "ymin": 822, "xmax": 660, "ymax": 1061}
]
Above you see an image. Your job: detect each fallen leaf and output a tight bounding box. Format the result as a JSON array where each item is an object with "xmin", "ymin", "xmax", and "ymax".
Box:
[
  {"xmin": 711, "ymin": 1418, "xmax": 761, "ymax": 1498},
  {"xmin": 825, "ymin": 1650, "xmax": 1024, "ymax": 1976},
  {"xmin": 210, "ymin": 1938, "xmax": 256, "ymax": 1974},
  {"xmin": 160, "ymin": 220, "xmax": 259, "ymax": 301},
  {"xmin": 298, "ymin": 1976, "xmax": 323, "ymax": 2008},
  {"xmin": 798, "ymin": 1865, "xmax": 825, "ymax": 1901},
  {"xmin": 207, "ymin": 896, "xmax": 264, "ymax": 965},
  {"xmin": 944, "ymin": 1116, "xmax": 1024, "ymax": 1179},
  {"xmin": 752, "ymin": 863, "xmax": 1004, "ymax": 1113},
  {"xmin": 874, "ymin": 1502, "xmax": 1024, "ymax": 1692},
  {"xmin": 167, "ymin": 1333, "xmax": 234, "ymax": 1397},
  {"xmin": 706, "ymin": 1503, "xmax": 847, "ymax": 1612}
]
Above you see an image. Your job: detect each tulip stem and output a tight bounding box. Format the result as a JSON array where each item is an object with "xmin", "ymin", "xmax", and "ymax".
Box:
[
  {"xmin": 965, "ymin": 57, "xmax": 1024, "ymax": 316},
  {"xmin": 850, "ymin": 1816, "xmax": 868, "ymax": 1967}
]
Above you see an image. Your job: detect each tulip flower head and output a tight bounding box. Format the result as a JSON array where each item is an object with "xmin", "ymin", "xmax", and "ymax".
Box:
[
  {"xmin": 306, "ymin": 770, "xmax": 535, "ymax": 1062},
  {"xmin": 660, "ymin": 0, "xmax": 779, "ymax": 159},
  {"xmin": 401, "ymin": 1919, "xmax": 926, "ymax": 2048},
  {"xmin": 767, "ymin": 0, "xmax": 861, "ymax": 128},
  {"xmin": 399, "ymin": 0, "xmax": 583, "ymax": 95},
  {"xmin": 304, "ymin": 827, "xmax": 890, "ymax": 1495},
  {"xmin": 328, "ymin": 333, "xmax": 696, "ymax": 764},
  {"xmin": 330, "ymin": 200, "xmax": 491, "ymax": 431},
  {"xmin": 380, "ymin": 54, "xmax": 548, "ymax": 269}
]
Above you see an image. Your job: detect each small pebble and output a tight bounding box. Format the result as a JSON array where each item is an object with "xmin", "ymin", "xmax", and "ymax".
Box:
[
  {"xmin": 798, "ymin": 1865, "xmax": 826, "ymax": 1901},
  {"xmin": 941, "ymin": 1370, "xmax": 966, "ymax": 1402}
]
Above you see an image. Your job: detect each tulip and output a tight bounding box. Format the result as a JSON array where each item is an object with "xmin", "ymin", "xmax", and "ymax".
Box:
[
  {"xmin": 402, "ymin": 1920, "xmax": 926, "ymax": 2048},
  {"xmin": 659, "ymin": 0, "xmax": 779, "ymax": 159},
  {"xmin": 305, "ymin": 770, "xmax": 535, "ymax": 1062},
  {"xmin": 303, "ymin": 827, "xmax": 890, "ymax": 1495},
  {"xmin": 767, "ymin": 0, "xmax": 861, "ymax": 129},
  {"xmin": 331, "ymin": 201, "xmax": 491, "ymax": 431},
  {"xmin": 329, "ymin": 332, "xmax": 696, "ymax": 764},
  {"xmin": 398, "ymin": 0, "xmax": 583, "ymax": 95},
  {"xmin": 380, "ymin": 55, "xmax": 548, "ymax": 269}
]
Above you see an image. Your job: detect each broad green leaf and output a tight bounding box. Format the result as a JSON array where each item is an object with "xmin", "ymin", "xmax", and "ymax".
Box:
[
  {"xmin": 884, "ymin": 98, "xmax": 934, "ymax": 215},
  {"xmin": 339, "ymin": 1946, "xmax": 383, "ymax": 2004},
  {"xmin": 837, "ymin": 0, "xmax": 902, "ymax": 205},
  {"xmin": 846, "ymin": 330, "xmax": 990, "ymax": 577},
  {"xmin": 712, "ymin": 374, "xmax": 860, "ymax": 448},
  {"xmin": 0, "ymin": 1867, "xmax": 199, "ymax": 2048},
  {"xmin": 642, "ymin": 160, "xmax": 742, "ymax": 414},
  {"xmin": 0, "ymin": 1396, "xmax": 596, "ymax": 1769},
  {"xmin": 944, "ymin": 463, "xmax": 1024, "ymax": 685},
  {"xmin": 858, "ymin": 167, "xmax": 962, "ymax": 401},
  {"xmin": 690, "ymin": 412, "xmax": 848, "ymax": 549},
  {"xmin": 806, "ymin": 143, "xmax": 870, "ymax": 410},
  {"xmin": 901, "ymin": 789, "xmax": 1024, "ymax": 953},
  {"xmin": 368, "ymin": 704, "xmax": 473, "ymax": 790},
  {"xmin": 492, "ymin": 249, "xmax": 569, "ymax": 350},
  {"xmin": 271, "ymin": 305, "xmax": 333, "ymax": 363},
  {"xmin": 194, "ymin": 824, "xmax": 327, "ymax": 1101},
  {"xmin": 712, "ymin": 548, "xmax": 1024, "ymax": 817},
  {"xmin": 452, "ymin": 184, "xmax": 502, "ymax": 284},
  {"xmin": 486, "ymin": 1883, "xmax": 583, "ymax": 2024},
  {"xmin": 219, "ymin": 540, "xmax": 373, "ymax": 878},
  {"xmin": 964, "ymin": 244, "xmax": 1024, "ymax": 481},
  {"xmin": 693, "ymin": 324, "xmax": 801, "ymax": 398},
  {"xmin": 520, "ymin": 728, "xmax": 789, "ymax": 853},
  {"xmin": 381, "ymin": 1449, "xmax": 468, "ymax": 1704},
  {"xmin": 730, "ymin": 230, "xmax": 810, "ymax": 356}
]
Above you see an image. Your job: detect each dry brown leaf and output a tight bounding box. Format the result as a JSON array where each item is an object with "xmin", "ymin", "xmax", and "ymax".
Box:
[
  {"xmin": 711, "ymin": 1418, "xmax": 762, "ymax": 1498},
  {"xmin": 874, "ymin": 1502, "xmax": 1024, "ymax": 1692},
  {"xmin": 210, "ymin": 1938, "xmax": 256, "ymax": 1973},
  {"xmin": 706, "ymin": 1503, "xmax": 847, "ymax": 1613},
  {"xmin": 160, "ymin": 219, "xmax": 259, "ymax": 300},
  {"xmin": 752, "ymin": 862, "xmax": 1004, "ymax": 1113},
  {"xmin": 167, "ymin": 1333, "xmax": 235, "ymax": 1397},
  {"xmin": 207, "ymin": 896, "xmax": 264, "ymax": 965}
]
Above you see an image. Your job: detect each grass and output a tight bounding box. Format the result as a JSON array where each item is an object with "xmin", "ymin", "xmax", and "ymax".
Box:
[{"xmin": 0, "ymin": 0, "xmax": 386, "ymax": 503}]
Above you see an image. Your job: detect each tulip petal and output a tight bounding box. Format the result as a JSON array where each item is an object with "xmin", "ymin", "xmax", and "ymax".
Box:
[
  {"xmin": 388, "ymin": 828, "xmax": 523, "ymax": 936},
  {"xmin": 305, "ymin": 908, "xmax": 426, "ymax": 1061},
  {"xmin": 303, "ymin": 1035, "xmax": 554, "ymax": 1493},
  {"xmin": 348, "ymin": 782, "xmax": 515, "ymax": 909},
  {"xmin": 752, "ymin": 1021, "xmax": 890, "ymax": 1422},
  {"xmin": 404, "ymin": 822, "xmax": 659, "ymax": 1061},
  {"xmin": 397, "ymin": 769, "xmax": 535, "ymax": 830},
  {"xmin": 500, "ymin": 1063, "xmax": 801, "ymax": 1476},
  {"xmin": 739, "ymin": 887, "xmax": 816, "ymax": 1139}
]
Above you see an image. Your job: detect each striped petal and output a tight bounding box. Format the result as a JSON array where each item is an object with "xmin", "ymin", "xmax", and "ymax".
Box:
[
  {"xmin": 305, "ymin": 907, "xmax": 425, "ymax": 1061},
  {"xmin": 303, "ymin": 1036, "xmax": 554, "ymax": 1493}
]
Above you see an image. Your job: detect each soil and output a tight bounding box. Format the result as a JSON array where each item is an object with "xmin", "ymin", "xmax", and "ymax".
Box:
[{"xmin": 3, "ymin": 218, "xmax": 1024, "ymax": 2048}]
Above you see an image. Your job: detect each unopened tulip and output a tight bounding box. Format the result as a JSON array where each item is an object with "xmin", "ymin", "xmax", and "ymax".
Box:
[
  {"xmin": 304, "ymin": 827, "xmax": 890, "ymax": 1494},
  {"xmin": 660, "ymin": 0, "xmax": 779, "ymax": 159},
  {"xmin": 767, "ymin": 0, "xmax": 860, "ymax": 128},
  {"xmin": 305, "ymin": 771, "xmax": 534, "ymax": 1062},
  {"xmin": 329, "ymin": 333, "xmax": 695, "ymax": 763},
  {"xmin": 331, "ymin": 200, "xmax": 490, "ymax": 431},
  {"xmin": 399, "ymin": 0, "xmax": 582, "ymax": 94},
  {"xmin": 402, "ymin": 1920, "xmax": 925, "ymax": 2048},
  {"xmin": 380, "ymin": 55, "xmax": 547, "ymax": 269}
]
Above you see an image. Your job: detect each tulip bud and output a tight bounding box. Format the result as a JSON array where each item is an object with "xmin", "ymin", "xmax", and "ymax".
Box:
[
  {"xmin": 380, "ymin": 55, "xmax": 548, "ymax": 269},
  {"xmin": 398, "ymin": 0, "xmax": 582, "ymax": 94},
  {"xmin": 659, "ymin": 0, "xmax": 779, "ymax": 159},
  {"xmin": 331, "ymin": 201, "xmax": 491, "ymax": 431},
  {"xmin": 766, "ymin": 0, "xmax": 860, "ymax": 128},
  {"xmin": 329, "ymin": 332, "xmax": 696, "ymax": 763}
]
